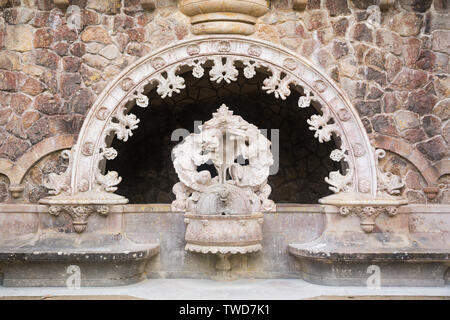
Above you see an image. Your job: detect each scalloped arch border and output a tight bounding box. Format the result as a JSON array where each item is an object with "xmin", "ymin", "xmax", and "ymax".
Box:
[{"xmin": 70, "ymin": 35, "xmax": 379, "ymax": 197}]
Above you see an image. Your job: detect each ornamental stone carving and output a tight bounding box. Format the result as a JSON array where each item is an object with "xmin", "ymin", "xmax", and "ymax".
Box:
[
  {"xmin": 179, "ymin": 0, "xmax": 270, "ymax": 35},
  {"xmin": 171, "ymin": 104, "xmax": 275, "ymax": 214},
  {"xmin": 49, "ymin": 205, "xmax": 109, "ymax": 233},
  {"xmin": 171, "ymin": 104, "xmax": 273, "ymax": 269},
  {"xmin": 40, "ymin": 37, "xmax": 380, "ymax": 217}
]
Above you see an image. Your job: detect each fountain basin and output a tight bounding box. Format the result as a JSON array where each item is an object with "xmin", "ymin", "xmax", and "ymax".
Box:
[{"xmin": 184, "ymin": 213, "xmax": 263, "ymax": 254}]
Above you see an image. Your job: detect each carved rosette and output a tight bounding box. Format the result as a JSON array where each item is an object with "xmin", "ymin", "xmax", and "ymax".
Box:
[
  {"xmin": 339, "ymin": 205, "xmax": 398, "ymax": 233},
  {"xmin": 49, "ymin": 205, "xmax": 109, "ymax": 233}
]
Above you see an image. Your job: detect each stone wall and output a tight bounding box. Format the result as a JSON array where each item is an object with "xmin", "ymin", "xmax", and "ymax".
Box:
[{"xmin": 0, "ymin": 0, "xmax": 449, "ymax": 204}]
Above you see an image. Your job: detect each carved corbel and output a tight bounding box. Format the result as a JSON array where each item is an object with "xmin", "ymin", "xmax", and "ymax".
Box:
[
  {"xmin": 8, "ymin": 184, "xmax": 24, "ymax": 199},
  {"xmin": 49, "ymin": 205, "xmax": 109, "ymax": 233},
  {"xmin": 339, "ymin": 205, "xmax": 398, "ymax": 233}
]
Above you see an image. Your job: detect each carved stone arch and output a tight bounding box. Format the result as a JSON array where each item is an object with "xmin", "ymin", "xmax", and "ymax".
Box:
[{"xmin": 41, "ymin": 35, "xmax": 380, "ymax": 204}]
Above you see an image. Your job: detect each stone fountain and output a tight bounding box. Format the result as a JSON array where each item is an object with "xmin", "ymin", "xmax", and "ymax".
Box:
[{"xmin": 171, "ymin": 104, "xmax": 275, "ymax": 270}]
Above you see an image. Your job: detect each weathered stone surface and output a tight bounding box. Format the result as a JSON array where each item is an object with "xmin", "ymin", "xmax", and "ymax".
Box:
[
  {"xmin": 4, "ymin": 25, "xmax": 33, "ymax": 52},
  {"xmin": 4, "ymin": 7, "xmax": 35, "ymax": 25},
  {"xmin": 127, "ymin": 28, "xmax": 147, "ymax": 43},
  {"xmin": 376, "ymin": 29, "xmax": 402, "ymax": 55},
  {"xmin": 402, "ymin": 128, "xmax": 427, "ymax": 143},
  {"xmin": 304, "ymin": 10, "xmax": 329, "ymax": 30},
  {"xmin": 0, "ymin": 51, "xmax": 21, "ymax": 70},
  {"xmin": 367, "ymin": 85, "xmax": 383, "ymax": 99},
  {"xmin": 371, "ymin": 114, "xmax": 398, "ymax": 135},
  {"xmin": 358, "ymin": 66, "xmax": 386, "ymax": 85},
  {"xmin": 10, "ymin": 93, "xmax": 32, "ymax": 115},
  {"xmin": 26, "ymin": 117, "xmax": 51, "ymax": 144},
  {"xmin": 21, "ymin": 77, "xmax": 45, "ymax": 96},
  {"xmin": 6, "ymin": 114, "xmax": 27, "ymax": 139},
  {"xmin": 21, "ymin": 110, "xmax": 40, "ymax": 130},
  {"xmin": 99, "ymin": 44, "xmax": 120, "ymax": 60},
  {"xmin": 391, "ymin": 69, "xmax": 428, "ymax": 90},
  {"xmin": 53, "ymin": 26, "xmax": 78, "ymax": 43},
  {"xmin": 383, "ymin": 92, "xmax": 404, "ymax": 112},
  {"xmin": 434, "ymin": 0, "xmax": 449, "ymax": 13},
  {"xmin": 364, "ymin": 48, "xmax": 385, "ymax": 70},
  {"xmin": 325, "ymin": 0, "xmax": 350, "ymax": 17},
  {"xmin": 114, "ymin": 15, "xmax": 135, "ymax": 32},
  {"xmin": 406, "ymin": 190, "xmax": 427, "ymax": 203},
  {"xmin": 432, "ymin": 99, "xmax": 450, "ymax": 120},
  {"xmin": 70, "ymin": 88, "xmax": 96, "ymax": 115},
  {"xmin": 32, "ymin": 11, "xmax": 50, "ymax": 28},
  {"xmin": 394, "ymin": 110, "xmax": 419, "ymax": 131},
  {"xmin": 422, "ymin": 115, "xmax": 441, "ymax": 137},
  {"xmin": 0, "ymin": 71, "xmax": 18, "ymax": 91},
  {"xmin": 349, "ymin": 0, "xmax": 378, "ymax": 9},
  {"xmin": 331, "ymin": 40, "xmax": 348, "ymax": 59},
  {"xmin": 385, "ymin": 54, "xmax": 403, "ymax": 81},
  {"xmin": 406, "ymin": 89, "xmax": 438, "ymax": 115},
  {"xmin": 79, "ymin": 63, "xmax": 102, "ymax": 86},
  {"xmin": 39, "ymin": 70, "xmax": 58, "ymax": 94},
  {"xmin": 354, "ymin": 99, "xmax": 382, "ymax": 117},
  {"xmin": 87, "ymin": 0, "xmax": 121, "ymax": 14},
  {"xmin": 0, "ymin": 135, "xmax": 30, "ymax": 160},
  {"xmin": 53, "ymin": 42, "xmax": 70, "ymax": 56},
  {"xmin": 35, "ymin": 49, "xmax": 60, "ymax": 70},
  {"xmin": 81, "ymin": 26, "xmax": 112, "ymax": 44},
  {"xmin": 339, "ymin": 57, "xmax": 358, "ymax": 78},
  {"xmin": 33, "ymin": 28, "xmax": 53, "ymax": 48},
  {"xmin": 0, "ymin": 107, "xmax": 12, "ymax": 126},
  {"xmin": 82, "ymin": 53, "xmax": 109, "ymax": 69},
  {"xmin": 399, "ymin": 0, "xmax": 432, "ymax": 12},
  {"xmin": 390, "ymin": 12, "xmax": 422, "ymax": 37},
  {"xmin": 443, "ymin": 120, "xmax": 450, "ymax": 145},
  {"xmin": 340, "ymin": 78, "xmax": 366, "ymax": 99},
  {"xmin": 432, "ymin": 31, "xmax": 450, "ymax": 55},
  {"xmin": 69, "ymin": 42, "xmax": 86, "ymax": 57},
  {"xmin": 60, "ymin": 73, "xmax": 82, "ymax": 99},
  {"xmin": 352, "ymin": 23, "xmax": 373, "ymax": 43},
  {"xmin": 417, "ymin": 136, "xmax": 448, "ymax": 161},
  {"xmin": 62, "ymin": 56, "xmax": 81, "ymax": 72},
  {"xmin": 331, "ymin": 18, "xmax": 349, "ymax": 37},
  {"xmin": 404, "ymin": 38, "xmax": 421, "ymax": 66},
  {"xmin": 34, "ymin": 93, "xmax": 64, "ymax": 115}
]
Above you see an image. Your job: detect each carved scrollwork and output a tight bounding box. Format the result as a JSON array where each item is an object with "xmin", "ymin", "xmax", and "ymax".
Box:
[
  {"xmin": 43, "ymin": 149, "xmax": 72, "ymax": 195},
  {"xmin": 49, "ymin": 205, "xmax": 109, "ymax": 233},
  {"xmin": 134, "ymin": 86, "xmax": 149, "ymax": 108},
  {"xmin": 307, "ymin": 107, "xmax": 339, "ymax": 143},
  {"xmin": 298, "ymin": 88, "xmax": 312, "ymax": 109},
  {"xmin": 325, "ymin": 147, "xmax": 354, "ymax": 193},
  {"xmin": 338, "ymin": 205, "xmax": 398, "ymax": 233},
  {"xmin": 46, "ymin": 39, "xmax": 376, "ymax": 200},
  {"xmin": 94, "ymin": 147, "xmax": 121, "ymax": 192},
  {"xmin": 375, "ymin": 149, "xmax": 405, "ymax": 196}
]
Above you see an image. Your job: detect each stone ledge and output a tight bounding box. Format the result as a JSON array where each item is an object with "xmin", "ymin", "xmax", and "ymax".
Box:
[
  {"xmin": 289, "ymin": 242, "xmax": 450, "ymax": 262},
  {"xmin": 0, "ymin": 235, "xmax": 159, "ymax": 287},
  {"xmin": 288, "ymin": 238, "xmax": 450, "ymax": 286}
]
